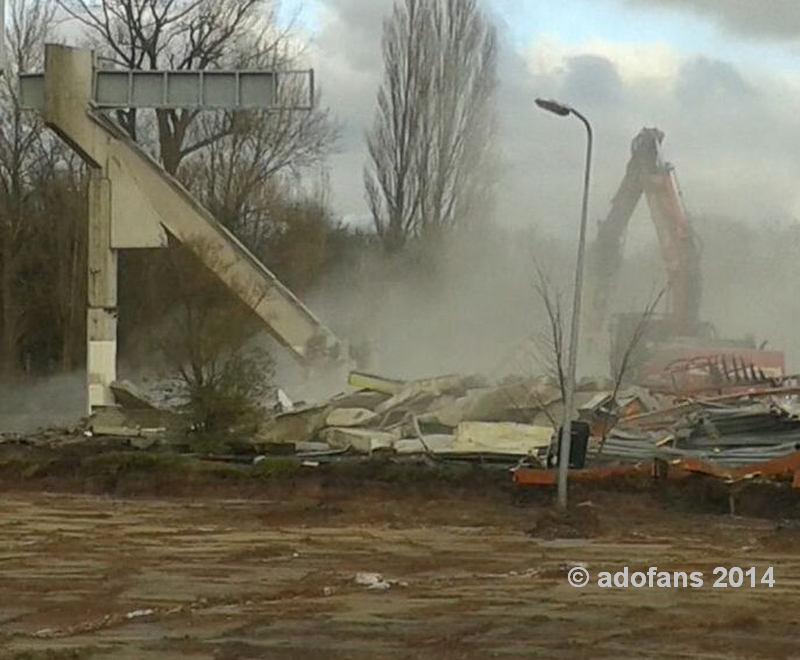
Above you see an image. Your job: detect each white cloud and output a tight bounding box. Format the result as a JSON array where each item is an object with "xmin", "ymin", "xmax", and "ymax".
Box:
[{"xmin": 526, "ymin": 34, "xmax": 681, "ymax": 83}]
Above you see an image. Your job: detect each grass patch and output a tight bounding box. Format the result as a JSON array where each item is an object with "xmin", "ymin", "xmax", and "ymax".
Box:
[{"xmin": 78, "ymin": 451, "xmax": 188, "ymax": 478}]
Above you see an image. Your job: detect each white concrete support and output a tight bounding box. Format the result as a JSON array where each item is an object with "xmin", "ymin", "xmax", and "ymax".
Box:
[{"xmin": 86, "ymin": 170, "xmax": 118, "ymax": 411}]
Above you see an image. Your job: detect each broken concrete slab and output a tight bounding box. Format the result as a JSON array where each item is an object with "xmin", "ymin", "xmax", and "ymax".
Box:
[
  {"xmin": 393, "ymin": 435, "xmax": 455, "ymax": 455},
  {"xmin": 325, "ymin": 408, "xmax": 378, "ymax": 428},
  {"xmin": 88, "ymin": 406, "xmax": 179, "ymax": 438},
  {"xmin": 257, "ymin": 405, "xmax": 329, "ymax": 444},
  {"xmin": 450, "ymin": 422, "xmax": 553, "ymax": 456},
  {"xmin": 110, "ymin": 380, "xmax": 158, "ymax": 410},
  {"xmin": 322, "ymin": 427, "xmax": 399, "ymax": 454},
  {"xmin": 419, "ymin": 380, "xmax": 561, "ymax": 428},
  {"xmin": 375, "ymin": 374, "xmax": 489, "ymax": 417},
  {"xmin": 328, "ymin": 389, "xmax": 391, "ymax": 411},
  {"xmin": 347, "ymin": 371, "xmax": 405, "ymax": 395}
]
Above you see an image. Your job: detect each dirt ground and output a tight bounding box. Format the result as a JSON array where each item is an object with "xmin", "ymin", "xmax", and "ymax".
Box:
[{"xmin": 2, "ymin": 472, "xmax": 800, "ymax": 660}]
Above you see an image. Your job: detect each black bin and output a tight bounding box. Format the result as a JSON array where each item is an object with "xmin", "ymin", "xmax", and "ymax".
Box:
[{"xmin": 553, "ymin": 421, "xmax": 590, "ymax": 469}]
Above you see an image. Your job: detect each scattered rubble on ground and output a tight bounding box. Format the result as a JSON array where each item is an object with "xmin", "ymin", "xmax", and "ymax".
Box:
[
  {"xmin": 354, "ymin": 572, "xmax": 402, "ymax": 590},
  {"xmin": 6, "ymin": 368, "xmax": 800, "ymax": 497}
]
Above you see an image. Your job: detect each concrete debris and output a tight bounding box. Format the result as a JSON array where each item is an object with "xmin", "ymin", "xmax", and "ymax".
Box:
[
  {"xmin": 88, "ymin": 405, "xmax": 177, "ymax": 439},
  {"xmin": 129, "ymin": 436, "xmax": 163, "ymax": 450},
  {"xmin": 125, "ymin": 609, "xmax": 154, "ymax": 620},
  {"xmin": 18, "ymin": 365, "xmax": 800, "ymax": 493},
  {"xmin": 322, "ymin": 427, "xmax": 399, "ymax": 454},
  {"xmin": 419, "ymin": 380, "xmax": 560, "ymax": 427},
  {"xmin": 393, "ymin": 435, "xmax": 455, "ymax": 455},
  {"xmin": 327, "ymin": 389, "xmax": 390, "ymax": 411},
  {"xmin": 276, "ymin": 389, "xmax": 294, "ymax": 413},
  {"xmin": 88, "ymin": 367, "xmax": 800, "ymax": 486},
  {"xmin": 354, "ymin": 572, "xmax": 392, "ymax": 590},
  {"xmin": 325, "ymin": 407, "xmax": 378, "ymax": 428},
  {"xmin": 451, "ymin": 422, "xmax": 553, "ymax": 456},
  {"xmin": 256, "ymin": 405, "xmax": 328, "ymax": 445},
  {"xmin": 347, "ymin": 371, "xmax": 405, "ymax": 395},
  {"xmin": 247, "ymin": 372, "xmax": 670, "ymax": 462},
  {"xmin": 110, "ymin": 380, "xmax": 158, "ymax": 410},
  {"xmin": 373, "ymin": 374, "xmax": 485, "ymax": 416},
  {"xmin": 353, "ymin": 572, "xmax": 407, "ymax": 590},
  {"xmin": 230, "ymin": 371, "xmax": 599, "ymax": 461}
]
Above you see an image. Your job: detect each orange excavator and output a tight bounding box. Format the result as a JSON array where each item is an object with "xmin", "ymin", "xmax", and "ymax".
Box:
[{"xmin": 586, "ymin": 128, "xmax": 784, "ymax": 394}]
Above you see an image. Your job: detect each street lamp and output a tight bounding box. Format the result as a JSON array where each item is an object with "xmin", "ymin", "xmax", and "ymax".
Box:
[{"xmin": 535, "ymin": 98, "xmax": 593, "ymax": 509}]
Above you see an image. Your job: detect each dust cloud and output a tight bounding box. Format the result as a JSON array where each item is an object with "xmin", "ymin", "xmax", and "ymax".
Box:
[
  {"xmin": 300, "ymin": 210, "xmax": 797, "ymax": 400},
  {"xmin": 3, "ymin": 210, "xmax": 795, "ymax": 420},
  {"xmin": 0, "ymin": 372, "xmax": 86, "ymax": 434},
  {"xmin": 306, "ymin": 224, "xmax": 578, "ymax": 383}
]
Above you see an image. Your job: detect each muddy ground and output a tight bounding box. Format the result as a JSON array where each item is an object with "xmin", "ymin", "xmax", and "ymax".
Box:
[{"xmin": 2, "ymin": 447, "xmax": 800, "ymax": 659}]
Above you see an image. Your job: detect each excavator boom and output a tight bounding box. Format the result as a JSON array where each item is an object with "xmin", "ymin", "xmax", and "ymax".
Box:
[{"xmin": 587, "ymin": 128, "xmax": 701, "ymax": 336}]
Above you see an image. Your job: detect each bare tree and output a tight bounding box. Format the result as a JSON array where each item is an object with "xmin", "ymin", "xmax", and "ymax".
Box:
[
  {"xmin": 154, "ymin": 239, "xmax": 275, "ymax": 432},
  {"xmin": 364, "ymin": 0, "xmax": 431, "ymax": 254},
  {"xmin": 365, "ymin": 0, "xmax": 497, "ymax": 253},
  {"xmin": 0, "ymin": 0, "xmax": 57, "ymax": 377},
  {"xmin": 530, "ymin": 258, "xmax": 567, "ymax": 399},
  {"xmin": 57, "ymin": 0, "xmax": 337, "ymax": 178},
  {"xmin": 187, "ymin": 86, "xmax": 338, "ymax": 237},
  {"xmin": 590, "ymin": 287, "xmax": 665, "ymax": 453},
  {"xmin": 609, "ymin": 287, "xmax": 665, "ymax": 402},
  {"xmin": 30, "ymin": 149, "xmax": 88, "ymax": 372},
  {"xmin": 418, "ymin": 0, "xmax": 497, "ymax": 237}
]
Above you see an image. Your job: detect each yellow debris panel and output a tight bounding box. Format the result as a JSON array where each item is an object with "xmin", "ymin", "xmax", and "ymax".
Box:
[{"xmin": 452, "ymin": 422, "xmax": 553, "ymax": 456}]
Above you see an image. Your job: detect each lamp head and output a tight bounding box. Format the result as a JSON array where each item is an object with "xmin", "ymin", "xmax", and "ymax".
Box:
[{"xmin": 535, "ymin": 98, "xmax": 571, "ymax": 117}]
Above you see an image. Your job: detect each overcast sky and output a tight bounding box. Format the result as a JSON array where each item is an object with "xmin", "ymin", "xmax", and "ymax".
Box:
[{"xmin": 279, "ymin": 0, "xmax": 800, "ymax": 244}]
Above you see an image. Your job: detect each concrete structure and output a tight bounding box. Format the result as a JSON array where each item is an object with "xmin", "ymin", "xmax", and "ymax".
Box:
[{"xmin": 20, "ymin": 45, "xmax": 342, "ymax": 413}]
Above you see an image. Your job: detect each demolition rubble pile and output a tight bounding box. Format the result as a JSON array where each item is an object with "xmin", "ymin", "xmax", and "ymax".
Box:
[
  {"xmin": 255, "ymin": 372, "xmax": 653, "ymax": 465},
  {"xmin": 48, "ymin": 371, "xmax": 800, "ymax": 485},
  {"xmin": 257, "ymin": 372, "xmax": 562, "ymax": 463},
  {"xmin": 257, "ymin": 372, "xmax": 658, "ymax": 467},
  {"xmin": 260, "ymin": 372, "xmax": 800, "ymax": 481},
  {"xmin": 603, "ymin": 395, "xmax": 800, "ymax": 468}
]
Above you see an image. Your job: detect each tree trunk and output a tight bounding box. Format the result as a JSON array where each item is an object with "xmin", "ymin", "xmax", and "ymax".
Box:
[{"xmin": 0, "ymin": 244, "xmax": 19, "ymax": 380}]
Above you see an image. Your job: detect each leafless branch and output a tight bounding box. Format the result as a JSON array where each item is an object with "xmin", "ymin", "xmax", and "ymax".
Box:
[
  {"xmin": 530, "ymin": 255, "xmax": 567, "ymax": 401},
  {"xmin": 610, "ymin": 286, "xmax": 666, "ymax": 402}
]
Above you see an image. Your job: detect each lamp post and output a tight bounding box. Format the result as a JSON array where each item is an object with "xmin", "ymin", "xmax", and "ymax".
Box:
[{"xmin": 535, "ymin": 98, "xmax": 593, "ymax": 509}]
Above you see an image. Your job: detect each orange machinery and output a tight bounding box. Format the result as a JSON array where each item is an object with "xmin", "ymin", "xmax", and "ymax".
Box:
[{"xmin": 586, "ymin": 128, "xmax": 784, "ymax": 395}]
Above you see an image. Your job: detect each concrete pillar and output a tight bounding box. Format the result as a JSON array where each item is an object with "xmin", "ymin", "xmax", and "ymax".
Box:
[{"xmin": 86, "ymin": 169, "xmax": 118, "ymax": 412}]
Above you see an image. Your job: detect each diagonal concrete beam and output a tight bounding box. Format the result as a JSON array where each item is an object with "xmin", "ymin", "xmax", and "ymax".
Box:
[{"xmin": 34, "ymin": 44, "xmax": 343, "ymax": 412}]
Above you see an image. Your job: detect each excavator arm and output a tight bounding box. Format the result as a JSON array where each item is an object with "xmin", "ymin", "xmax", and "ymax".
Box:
[{"xmin": 587, "ymin": 128, "xmax": 702, "ymax": 337}]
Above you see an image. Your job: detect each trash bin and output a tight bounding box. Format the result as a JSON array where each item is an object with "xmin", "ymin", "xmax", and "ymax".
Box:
[{"xmin": 552, "ymin": 421, "xmax": 590, "ymax": 469}]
